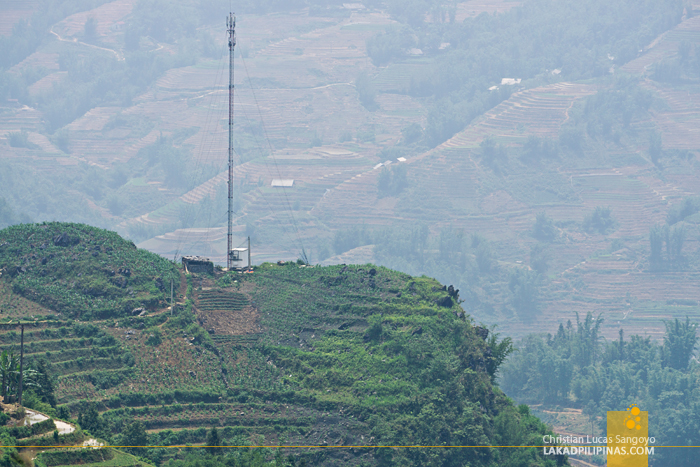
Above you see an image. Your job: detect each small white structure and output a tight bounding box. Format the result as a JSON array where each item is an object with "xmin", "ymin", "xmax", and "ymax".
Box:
[
  {"xmin": 407, "ymin": 48, "xmax": 424, "ymax": 56},
  {"xmin": 229, "ymin": 247, "xmax": 249, "ymax": 270},
  {"xmin": 551, "ymin": 69, "xmax": 561, "ymax": 75},
  {"xmin": 397, "ymin": 157, "xmax": 406, "ymax": 162},
  {"xmin": 271, "ymin": 179, "xmax": 294, "ymax": 187},
  {"xmin": 488, "ymin": 85, "xmax": 499, "ymax": 91},
  {"xmin": 373, "ymin": 163, "xmax": 383, "ymax": 170},
  {"xmin": 501, "ymin": 78, "xmax": 521, "ymax": 85},
  {"xmin": 439, "ymin": 42, "xmax": 451, "ymax": 50}
]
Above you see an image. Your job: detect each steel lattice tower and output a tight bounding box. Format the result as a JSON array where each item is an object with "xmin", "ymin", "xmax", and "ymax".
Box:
[{"xmin": 226, "ymin": 13, "xmax": 236, "ymax": 269}]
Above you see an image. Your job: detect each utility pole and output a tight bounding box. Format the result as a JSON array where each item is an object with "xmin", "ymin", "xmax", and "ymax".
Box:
[
  {"xmin": 18, "ymin": 324, "xmax": 23, "ymax": 406},
  {"xmin": 226, "ymin": 13, "xmax": 236, "ymax": 270},
  {"xmin": 247, "ymin": 236, "xmax": 251, "ymax": 270}
]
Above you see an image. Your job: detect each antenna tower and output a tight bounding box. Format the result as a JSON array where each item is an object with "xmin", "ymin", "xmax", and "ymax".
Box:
[{"xmin": 226, "ymin": 13, "xmax": 236, "ymax": 269}]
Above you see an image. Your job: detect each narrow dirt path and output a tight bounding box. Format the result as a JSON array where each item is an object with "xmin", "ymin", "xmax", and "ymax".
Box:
[
  {"xmin": 49, "ymin": 27, "xmax": 124, "ymax": 60},
  {"xmin": 24, "ymin": 409, "xmax": 75, "ymax": 435}
]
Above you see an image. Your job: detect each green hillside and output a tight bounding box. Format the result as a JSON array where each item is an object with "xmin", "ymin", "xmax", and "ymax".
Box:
[
  {"xmin": 0, "ymin": 222, "xmax": 180, "ymax": 319},
  {"xmin": 0, "ymin": 223, "xmax": 566, "ymax": 467}
]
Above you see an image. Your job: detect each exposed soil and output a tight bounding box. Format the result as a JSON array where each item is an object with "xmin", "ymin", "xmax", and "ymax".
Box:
[{"xmin": 195, "ymin": 304, "xmax": 261, "ymax": 336}]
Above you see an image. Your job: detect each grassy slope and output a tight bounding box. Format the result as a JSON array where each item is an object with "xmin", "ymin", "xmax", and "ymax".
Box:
[
  {"xmin": 0, "ymin": 222, "xmax": 179, "ymax": 319},
  {"xmin": 0, "ymin": 223, "xmax": 564, "ymax": 466}
]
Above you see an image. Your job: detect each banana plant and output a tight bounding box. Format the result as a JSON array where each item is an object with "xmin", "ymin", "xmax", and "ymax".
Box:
[
  {"xmin": 0, "ymin": 350, "xmax": 19, "ymax": 400},
  {"xmin": 0, "ymin": 350, "xmax": 41, "ymax": 402}
]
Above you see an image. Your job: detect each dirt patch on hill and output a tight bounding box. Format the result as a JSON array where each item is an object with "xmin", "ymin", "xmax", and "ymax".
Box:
[
  {"xmin": 196, "ymin": 305, "xmax": 261, "ymax": 336},
  {"xmin": 193, "ymin": 288, "xmax": 260, "ymax": 336}
]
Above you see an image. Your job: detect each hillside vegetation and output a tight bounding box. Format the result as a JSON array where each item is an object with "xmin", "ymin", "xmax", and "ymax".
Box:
[
  {"xmin": 501, "ymin": 313, "xmax": 700, "ymax": 467},
  {"xmin": 0, "ymin": 222, "xmax": 179, "ymax": 319},
  {"xmin": 0, "ymin": 223, "xmax": 565, "ymax": 467}
]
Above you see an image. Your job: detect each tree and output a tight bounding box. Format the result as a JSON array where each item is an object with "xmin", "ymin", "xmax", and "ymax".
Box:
[
  {"xmin": 83, "ymin": 17, "xmax": 98, "ymax": 43},
  {"xmin": 475, "ymin": 241, "xmax": 494, "ymax": 274},
  {"xmin": 356, "ymin": 72, "xmax": 377, "ymax": 111},
  {"xmin": 529, "ymin": 244, "xmax": 551, "ymax": 275},
  {"xmin": 649, "ymin": 132, "xmax": 663, "ymax": 166},
  {"xmin": 7, "ymin": 130, "xmax": 34, "ymax": 148},
  {"xmin": 520, "ymin": 135, "xmax": 556, "ymax": 162},
  {"xmin": 670, "ymin": 225, "xmax": 686, "ymax": 267},
  {"xmin": 401, "ymin": 123, "xmax": 423, "ymax": 144},
  {"xmin": 33, "ymin": 359, "xmax": 56, "ymax": 407},
  {"xmin": 480, "ymin": 137, "xmax": 507, "ymax": 171},
  {"xmin": 663, "ymin": 317, "xmax": 698, "ymax": 370},
  {"xmin": 485, "ymin": 329, "xmax": 514, "ymax": 381},
  {"xmin": 79, "ymin": 403, "xmax": 101, "ymax": 434},
  {"xmin": 532, "ymin": 212, "xmax": 558, "ymax": 242},
  {"xmin": 377, "ymin": 165, "xmax": 408, "ymax": 198},
  {"xmin": 583, "ymin": 401, "xmax": 598, "ymax": 436},
  {"xmin": 667, "ymin": 196, "xmax": 700, "ymax": 225},
  {"xmin": 207, "ymin": 427, "xmax": 221, "ymax": 455},
  {"xmin": 649, "ymin": 224, "xmax": 664, "ymax": 270},
  {"xmin": 0, "ymin": 350, "xmax": 19, "ymax": 401},
  {"xmin": 122, "ymin": 420, "xmax": 148, "ymax": 455},
  {"xmin": 509, "ymin": 269, "xmax": 540, "ymax": 318},
  {"xmin": 572, "ymin": 312, "xmax": 604, "ymax": 367},
  {"xmin": 582, "ymin": 206, "xmax": 616, "ymax": 234}
]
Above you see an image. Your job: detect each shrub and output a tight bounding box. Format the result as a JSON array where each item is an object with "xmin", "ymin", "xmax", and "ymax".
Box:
[
  {"xmin": 8, "ymin": 129, "xmax": 36, "ymax": 149},
  {"xmin": 532, "ymin": 212, "xmax": 558, "ymax": 242},
  {"xmin": 145, "ymin": 328, "xmax": 162, "ymax": 346},
  {"xmin": 582, "ymin": 206, "xmax": 616, "ymax": 234}
]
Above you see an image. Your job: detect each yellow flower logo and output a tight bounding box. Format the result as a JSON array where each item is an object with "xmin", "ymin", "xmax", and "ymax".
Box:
[{"xmin": 625, "ymin": 404, "xmax": 642, "ymax": 430}]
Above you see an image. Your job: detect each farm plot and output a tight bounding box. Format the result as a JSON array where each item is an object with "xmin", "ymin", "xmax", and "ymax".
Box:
[
  {"xmin": 372, "ymin": 62, "xmax": 432, "ymax": 93},
  {"xmin": 8, "ymin": 52, "xmax": 60, "ymax": 74},
  {"xmin": 107, "ymin": 401, "xmax": 313, "ymax": 432},
  {"xmin": 194, "ymin": 289, "xmax": 260, "ymax": 336},
  {"xmin": 570, "ymin": 174, "xmax": 670, "ymax": 237},
  {"xmin": 51, "ymin": 0, "xmax": 134, "ymax": 43},
  {"xmin": 437, "ymin": 83, "xmax": 597, "ymax": 151},
  {"xmin": 641, "ymin": 82, "xmax": 700, "ymax": 149},
  {"xmin": 0, "ymin": 321, "xmax": 137, "ymax": 403},
  {"xmin": 621, "ymin": 14, "xmax": 700, "ymax": 75},
  {"xmin": 27, "ymin": 71, "xmax": 68, "ymax": 96},
  {"xmin": 253, "ymin": 9, "xmax": 393, "ymax": 81},
  {"xmin": 449, "ymin": 0, "xmax": 523, "ymax": 22},
  {"xmin": 533, "ymin": 256, "xmax": 700, "ymax": 341},
  {"xmin": 0, "ymin": 104, "xmax": 44, "ymax": 135},
  {"xmin": 0, "ymin": 1, "xmax": 39, "ymax": 36},
  {"xmin": 311, "ymin": 168, "xmax": 395, "ymax": 228}
]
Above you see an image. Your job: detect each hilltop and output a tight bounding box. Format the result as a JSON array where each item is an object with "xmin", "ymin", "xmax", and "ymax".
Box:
[
  {"xmin": 0, "ymin": 222, "xmax": 180, "ymax": 320},
  {"xmin": 0, "ymin": 223, "xmax": 564, "ymax": 467}
]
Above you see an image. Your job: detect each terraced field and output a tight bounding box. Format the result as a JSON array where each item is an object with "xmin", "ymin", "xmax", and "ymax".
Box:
[
  {"xmin": 438, "ymin": 82, "xmax": 598, "ymax": 150},
  {"xmin": 451, "ymin": 0, "xmax": 523, "ymax": 22},
  {"xmin": 1, "ymin": 244, "xmax": 544, "ymax": 467},
  {"xmin": 51, "ymin": 0, "xmax": 134, "ymax": 43},
  {"xmin": 0, "ymin": 0, "xmax": 40, "ymax": 36}
]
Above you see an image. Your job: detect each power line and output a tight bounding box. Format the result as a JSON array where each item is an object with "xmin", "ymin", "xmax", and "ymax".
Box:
[{"xmin": 240, "ymin": 53, "xmax": 308, "ymax": 263}]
